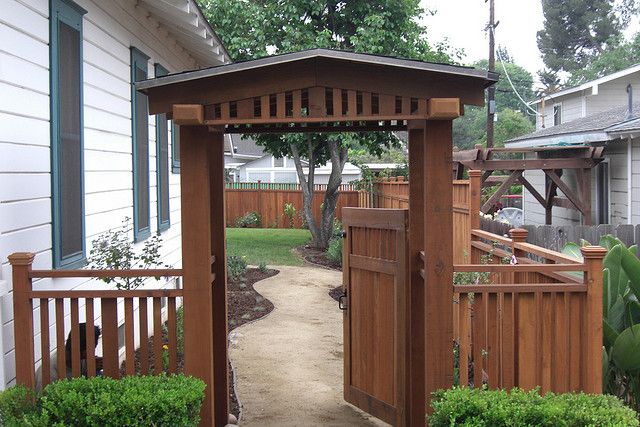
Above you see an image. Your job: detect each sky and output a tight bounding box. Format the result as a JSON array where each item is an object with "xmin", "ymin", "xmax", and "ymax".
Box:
[{"xmin": 421, "ymin": 0, "xmax": 640, "ymax": 81}]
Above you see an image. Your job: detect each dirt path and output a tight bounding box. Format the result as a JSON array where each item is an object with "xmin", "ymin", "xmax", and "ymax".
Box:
[{"xmin": 229, "ymin": 265, "xmax": 387, "ymax": 427}]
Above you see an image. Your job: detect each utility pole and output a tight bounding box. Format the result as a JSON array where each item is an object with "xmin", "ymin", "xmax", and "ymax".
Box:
[{"xmin": 486, "ymin": 0, "xmax": 496, "ymax": 148}]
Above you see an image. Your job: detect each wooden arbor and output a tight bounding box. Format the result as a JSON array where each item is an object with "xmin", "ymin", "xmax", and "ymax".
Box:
[
  {"xmin": 453, "ymin": 145, "xmax": 604, "ymax": 224},
  {"xmin": 138, "ymin": 49, "xmax": 497, "ymax": 426}
]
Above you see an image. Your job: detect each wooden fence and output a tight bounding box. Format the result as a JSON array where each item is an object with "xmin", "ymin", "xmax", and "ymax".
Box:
[
  {"xmin": 9, "ymin": 253, "xmax": 183, "ymax": 389},
  {"xmin": 225, "ymin": 185, "xmax": 367, "ymax": 228}
]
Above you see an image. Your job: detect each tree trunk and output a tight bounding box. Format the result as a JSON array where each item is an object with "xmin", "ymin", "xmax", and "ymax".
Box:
[{"xmin": 289, "ymin": 137, "xmax": 348, "ymax": 250}]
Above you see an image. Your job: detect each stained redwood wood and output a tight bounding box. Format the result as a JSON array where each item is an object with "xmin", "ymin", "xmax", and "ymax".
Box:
[
  {"xmin": 454, "ymin": 264, "xmax": 586, "ymax": 272},
  {"xmin": 85, "ymin": 299, "xmax": 96, "ymax": 377},
  {"xmin": 39, "ymin": 298, "xmax": 50, "ymax": 387},
  {"xmin": 29, "ymin": 268, "xmax": 183, "ymax": 279},
  {"xmin": 501, "ymin": 293, "xmax": 515, "ymax": 389},
  {"xmin": 70, "ymin": 299, "xmax": 81, "ymax": 377},
  {"xmin": 473, "ymin": 292, "xmax": 485, "ymax": 388},
  {"xmin": 139, "ymin": 298, "xmax": 149, "ymax": 375},
  {"xmin": 582, "ymin": 246, "xmax": 605, "ymax": 393},
  {"xmin": 458, "ymin": 295, "xmax": 470, "ymax": 387},
  {"xmin": 427, "ymin": 98, "xmax": 461, "ymax": 119},
  {"xmin": 29, "ymin": 289, "xmax": 183, "ymax": 299},
  {"xmin": 172, "ymin": 104, "xmax": 204, "ymax": 125},
  {"xmin": 101, "ymin": 298, "xmax": 119, "ymax": 379},
  {"xmin": 55, "ymin": 298, "xmax": 65, "ymax": 379},
  {"xmin": 168, "ymin": 297, "xmax": 178, "ymax": 373},
  {"xmin": 124, "ymin": 298, "xmax": 135, "ymax": 376},
  {"xmin": 153, "ymin": 297, "xmax": 163, "ymax": 375},
  {"xmin": 517, "ymin": 294, "xmax": 536, "ymax": 389},
  {"xmin": 180, "ymin": 125, "xmax": 216, "ymax": 426},
  {"xmin": 486, "ymin": 294, "xmax": 499, "ymax": 388}
]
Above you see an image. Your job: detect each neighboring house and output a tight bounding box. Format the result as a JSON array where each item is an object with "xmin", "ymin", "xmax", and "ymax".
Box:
[
  {"xmin": 0, "ymin": 0, "xmax": 229, "ymax": 388},
  {"xmin": 506, "ymin": 64, "xmax": 640, "ymax": 226},
  {"xmin": 225, "ymin": 136, "xmax": 362, "ymax": 184}
]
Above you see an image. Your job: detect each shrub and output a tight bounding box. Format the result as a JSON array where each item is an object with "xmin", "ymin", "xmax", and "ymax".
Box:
[
  {"xmin": 258, "ymin": 261, "xmax": 268, "ymax": 273},
  {"xmin": 235, "ymin": 211, "xmax": 261, "ymax": 228},
  {"xmin": 227, "ymin": 255, "xmax": 248, "ymax": 280},
  {"xmin": 0, "ymin": 385, "xmax": 40, "ymax": 426},
  {"xmin": 283, "ymin": 203, "xmax": 296, "ymax": 228},
  {"xmin": 326, "ymin": 237, "xmax": 342, "ymax": 266},
  {"xmin": 429, "ymin": 387, "xmax": 639, "ymax": 427}
]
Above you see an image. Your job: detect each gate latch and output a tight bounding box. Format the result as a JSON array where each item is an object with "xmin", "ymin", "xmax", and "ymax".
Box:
[{"xmin": 338, "ymin": 289, "xmax": 348, "ymax": 310}]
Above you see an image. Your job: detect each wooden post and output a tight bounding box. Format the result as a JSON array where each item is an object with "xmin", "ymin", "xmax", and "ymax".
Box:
[
  {"xmin": 180, "ymin": 125, "xmax": 216, "ymax": 426},
  {"xmin": 9, "ymin": 252, "xmax": 36, "ymax": 388},
  {"xmin": 510, "ymin": 228, "xmax": 528, "ymax": 283},
  {"xmin": 581, "ymin": 246, "xmax": 605, "ymax": 393},
  {"xmin": 209, "ymin": 130, "xmax": 230, "ymax": 426},
  {"xmin": 469, "ymin": 170, "xmax": 482, "ymax": 264},
  {"xmin": 413, "ymin": 119, "xmax": 455, "ymax": 416},
  {"xmin": 407, "ymin": 124, "xmax": 425, "ymax": 425}
]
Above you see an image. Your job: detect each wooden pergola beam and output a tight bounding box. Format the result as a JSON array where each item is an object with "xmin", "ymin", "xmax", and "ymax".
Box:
[
  {"xmin": 459, "ymin": 158, "xmax": 600, "ymax": 171},
  {"xmin": 544, "ymin": 169, "xmax": 587, "ymax": 214},
  {"xmin": 481, "ymin": 170, "xmax": 523, "ymax": 212}
]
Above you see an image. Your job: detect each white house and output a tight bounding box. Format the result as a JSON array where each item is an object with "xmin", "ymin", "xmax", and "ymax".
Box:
[
  {"xmin": 0, "ymin": 0, "xmax": 229, "ymax": 388},
  {"xmin": 506, "ymin": 64, "xmax": 640, "ymax": 226}
]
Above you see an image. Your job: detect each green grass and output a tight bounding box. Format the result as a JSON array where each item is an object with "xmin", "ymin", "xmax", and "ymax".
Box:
[{"xmin": 226, "ymin": 228, "xmax": 311, "ymax": 266}]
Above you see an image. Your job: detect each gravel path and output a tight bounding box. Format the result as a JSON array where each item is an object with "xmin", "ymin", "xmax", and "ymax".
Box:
[{"xmin": 229, "ymin": 265, "xmax": 387, "ymax": 426}]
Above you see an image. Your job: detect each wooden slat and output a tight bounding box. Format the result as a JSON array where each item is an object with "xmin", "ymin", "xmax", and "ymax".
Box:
[
  {"xmin": 70, "ymin": 298, "xmax": 81, "ymax": 377},
  {"xmin": 454, "ymin": 264, "xmax": 587, "ymax": 272},
  {"xmin": 85, "ymin": 298, "xmax": 96, "ymax": 377},
  {"xmin": 501, "ymin": 293, "xmax": 515, "ymax": 389},
  {"xmin": 517, "ymin": 294, "xmax": 536, "ymax": 389},
  {"xmin": 168, "ymin": 297, "xmax": 178, "ymax": 373},
  {"xmin": 139, "ymin": 298, "xmax": 149, "ymax": 375},
  {"xmin": 154, "ymin": 297, "xmax": 163, "ymax": 374},
  {"xmin": 513, "ymin": 242, "xmax": 583, "ymax": 264},
  {"xmin": 39, "ymin": 298, "xmax": 50, "ymax": 387},
  {"xmin": 362, "ymin": 91, "xmax": 372, "ymax": 115},
  {"xmin": 29, "ymin": 269, "xmax": 183, "ymax": 279},
  {"xmin": 292, "ymin": 90, "xmax": 302, "ymax": 118},
  {"xmin": 471, "ymin": 229, "xmax": 513, "ymax": 246},
  {"xmin": 101, "ymin": 298, "xmax": 119, "ymax": 379},
  {"xmin": 458, "ymin": 295, "xmax": 470, "ymax": 387},
  {"xmin": 454, "ymin": 283, "xmax": 587, "ymax": 293},
  {"xmin": 349, "ymin": 254, "xmax": 397, "ymax": 275},
  {"xmin": 260, "ymin": 95, "xmax": 270, "ymax": 119},
  {"xmin": 124, "ymin": 298, "xmax": 135, "ymax": 376},
  {"xmin": 347, "ymin": 90, "xmax": 357, "ymax": 117},
  {"xmin": 30, "ymin": 289, "xmax": 183, "ymax": 299},
  {"xmin": 55, "ymin": 299, "xmax": 65, "ymax": 379},
  {"xmin": 473, "ymin": 292, "xmax": 486, "ymax": 388},
  {"xmin": 486, "ymin": 293, "xmax": 499, "ymax": 388},
  {"xmin": 332, "ymin": 88, "xmax": 342, "ymax": 117}
]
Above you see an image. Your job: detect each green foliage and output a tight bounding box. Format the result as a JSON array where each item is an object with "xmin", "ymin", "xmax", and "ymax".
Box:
[
  {"xmin": 227, "ymin": 228, "xmax": 311, "ymax": 266},
  {"xmin": 227, "ymin": 255, "xmax": 248, "ymax": 280},
  {"xmin": 475, "ymin": 59, "xmax": 534, "ymax": 113},
  {"xmin": 235, "ymin": 211, "xmax": 261, "ymax": 228},
  {"xmin": 283, "ymin": 203, "xmax": 296, "ymax": 229},
  {"xmin": 258, "ymin": 261, "xmax": 268, "ymax": 273},
  {"xmin": 176, "ymin": 306, "xmax": 184, "ymax": 356},
  {"xmin": 429, "ymin": 387, "xmax": 638, "ymax": 426},
  {"xmin": 453, "ymin": 107, "xmax": 534, "ymax": 150},
  {"xmin": 89, "ymin": 217, "xmax": 167, "ymax": 290},
  {"xmin": 0, "ymin": 376, "xmax": 205, "ymax": 427},
  {"xmin": 537, "ymin": 0, "xmax": 629, "ymax": 74},
  {"xmin": 326, "ymin": 238, "xmax": 343, "ymax": 266},
  {"xmin": 563, "ymin": 235, "xmax": 640, "ymax": 410}
]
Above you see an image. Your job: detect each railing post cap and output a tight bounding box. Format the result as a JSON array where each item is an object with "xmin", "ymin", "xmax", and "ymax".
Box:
[
  {"xmin": 581, "ymin": 246, "xmax": 608, "ymax": 259},
  {"xmin": 509, "ymin": 228, "xmax": 528, "ymax": 241},
  {"xmin": 468, "ymin": 170, "xmax": 482, "ymax": 177},
  {"xmin": 8, "ymin": 252, "xmax": 35, "ymax": 266}
]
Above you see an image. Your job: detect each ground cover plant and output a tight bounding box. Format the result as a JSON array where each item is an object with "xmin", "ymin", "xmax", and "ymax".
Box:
[
  {"xmin": 0, "ymin": 375, "xmax": 205, "ymax": 426},
  {"xmin": 226, "ymin": 228, "xmax": 310, "ymax": 266},
  {"xmin": 429, "ymin": 387, "xmax": 639, "ymax": 426}
]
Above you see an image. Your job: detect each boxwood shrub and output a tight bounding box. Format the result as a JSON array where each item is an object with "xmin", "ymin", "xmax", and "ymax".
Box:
[
  {"xmin": 0, "ymin": 374, "xmax": 205, "ymax": 427},
  {"xmin": 429, "ymin": 387, "xmax": 639, "ymax": 427}
]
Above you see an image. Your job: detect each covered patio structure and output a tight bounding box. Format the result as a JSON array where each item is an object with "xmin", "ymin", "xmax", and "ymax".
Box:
[{"xmin": 137, "ymin": 49, "xmax": 498, "ymax": 426}]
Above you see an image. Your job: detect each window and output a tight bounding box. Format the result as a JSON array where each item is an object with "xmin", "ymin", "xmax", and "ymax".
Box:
[
  {"xmin": 595, "ymin": 161, "xmax": 610, "ymax": 224},
  {"xmin": 50, "ymin": 0, "xmax": 87, "ymax": 268},
  {"xmin": 553, "ymin": 104, "xmax": 562, "ymax": 126},
  {"xmin": 171, "ymin": 122, "xmax": 180, "ymax": 173},
  {"xmin": 131, "ymin": 47, "xmax": 151, "ymax": 241},
  {"xmin": 154, "ymin": 63, "xmax": 170, "ymax": 232}
]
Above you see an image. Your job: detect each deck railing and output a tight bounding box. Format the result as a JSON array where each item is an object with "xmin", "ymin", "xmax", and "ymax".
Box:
[{"xmin": 9, "ymin": 252, "xmax": 183, "ymax": 389}]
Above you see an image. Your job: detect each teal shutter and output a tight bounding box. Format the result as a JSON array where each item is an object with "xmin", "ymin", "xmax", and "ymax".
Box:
[{"xmin": 154, "ymin": 63, "xmax": 170, "ymax": 232}]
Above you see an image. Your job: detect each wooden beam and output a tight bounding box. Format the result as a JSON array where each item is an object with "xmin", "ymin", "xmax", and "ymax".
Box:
[
  {"xmin": 173, "ymin": 104, "xmax": 204, "ymax": 125},
  {"xmin": 222, "ymin": 122, "xmax": 407, "ymax": 134},
  {"xmin": 578, "ymin": 168, "xmax": 593, "ymax": 225},
  {"xmin": 544, "ymin": 170, "xmax": 586, "ymax": 213},
  {"xmin": 407, "ymin": 122, "xmax": 426, "ymax": 426},
  {"xmin": 518, "ymin": 174, "xmax": 546, "ymax": 207},
  {"xmin": 180, "ymin": 125, "xmax": 215, "ymax": 426},
  {"xmin": 481, "ymin": 170, "xmax": 523, "ymax": 212},
  {"xmin": 459, "ymin": 158, "xmax": 599, "ymax": 171},
  {"xmin": 427, "ymin": 98, "xmax": 461, "ymax": 119},
  {"xmin": 209, "ymin": 131, "xmax": 230, "ymax": 426}
]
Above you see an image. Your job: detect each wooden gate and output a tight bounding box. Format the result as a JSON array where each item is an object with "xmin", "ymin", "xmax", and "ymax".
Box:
[{"xmin": 342, "ymin": 208, "xmax": 409, "ymax": 426}]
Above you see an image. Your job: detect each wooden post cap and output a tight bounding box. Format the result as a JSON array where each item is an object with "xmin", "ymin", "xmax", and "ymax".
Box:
[
  {"xmin": 509, "ymin": 228, "xmax": 528, "ymax": 241},
  {"xmin": 580, "ymin": 246, "xmax": 608, "ymax": 259},
  {"xmin": 468, "ymin": 170, "xmax": 482, "ymax": 177},
  {"xmin": 7, "ymin": 252, "xmax": 35, "ymax": 266}
]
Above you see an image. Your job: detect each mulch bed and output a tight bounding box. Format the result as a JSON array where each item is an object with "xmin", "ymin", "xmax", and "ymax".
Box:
[
  {"xmin": 120, "ymin": 267, "xmax": 279, "ymax": 420},
  {"xmin": 296, "ymin": 245, "xmax": 342, "ymax": 270}
]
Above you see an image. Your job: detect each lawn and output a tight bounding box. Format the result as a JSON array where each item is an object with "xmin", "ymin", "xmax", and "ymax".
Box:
[{"xmin": 226, "ymin": 228, "xmax": 311, "ymax": 266}]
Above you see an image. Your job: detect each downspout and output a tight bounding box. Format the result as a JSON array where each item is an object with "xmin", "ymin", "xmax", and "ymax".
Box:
[{"xmin": 629, "ymin": 136, "xmax": 633, "ymax": 223}]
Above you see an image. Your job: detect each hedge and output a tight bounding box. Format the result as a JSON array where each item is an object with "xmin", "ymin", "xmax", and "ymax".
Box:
[
  {"xmin": 0, "ymin": 374, "xmax": 205, "ymax": 427},
  {"xmin": 429, "ymin": 387, "xmax": 639, "ymax": 427}
]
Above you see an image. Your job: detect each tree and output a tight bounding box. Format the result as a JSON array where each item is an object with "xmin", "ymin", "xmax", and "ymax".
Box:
[
  {"xmin": 474, "ymin": 59, "xmax": 534, "ymax": 114},
  {"xmin": 453, "ymin": 107, "xmax": 533, "ymax": 150},
  {"xmin": 536, "ymin": 0, "xmax": 632, "ymax": 74},
  {"xmin": 199, "ymin": 0, "xmax": 455, "ymax": 248}
]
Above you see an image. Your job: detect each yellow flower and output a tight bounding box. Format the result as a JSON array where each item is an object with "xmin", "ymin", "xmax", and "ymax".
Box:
[{"xmin": 163, "ymin": 344, "xmax": 169, "ymax": 350}]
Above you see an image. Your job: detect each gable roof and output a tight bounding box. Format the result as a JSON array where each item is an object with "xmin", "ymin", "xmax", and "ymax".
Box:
[
  {"xmin": 140, "ymin": 0, "xmax": 230, "ymax": 67},
  {"xmin": 532, "ymin": 63, "xmax": 640, "ymax": 105},
  {"xmin": 506, "ymin": 103, "xmax": 640, "ymax": 147}
]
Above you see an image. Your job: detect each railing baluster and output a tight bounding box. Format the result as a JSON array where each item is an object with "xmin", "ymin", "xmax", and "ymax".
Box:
[
  {"xmin": 55, "ymin": 298, "xmax": 66, "ymax": 379},
  {"xmin": 86, "ymin": 298, "xmax": 96, "ymax": 377},
  {"xmin": 124, "ymin": 298, "xmax": 135, "ymax": 376},
  {"xmin": 70, "ymin": 298, "xmax": 81, "ymax": 377},
  {"xmin": 458, "ymin": 294, "xmax": 470, "ymax": 387},
  {"xmin": 487, "ymin": 293, "xmax": 499, "ymax": 388},
  {"xmin": 501, "ymin": 293, "xmax": 515, "ymax": 389},
  {"xmin": 168, "ymin": 297, "xmax": 178, "ymax": 373},
  {"xmin": 101, "ymin": 298, "xmax": 119, "ymax": 379},
  {"xmin": 139, "ymin": 298, "xmax": 149, "ymax": 374},
  {"xmin": 472, "ymin": 292, "xmax": 485, "ymax": 388},
  {"xmin": 39, "ymin": 298, "xmax": 50, "ymax": 387},
  {"xmin": 153, "ymin": 297, "xmax": 163, "ymax": 374}
]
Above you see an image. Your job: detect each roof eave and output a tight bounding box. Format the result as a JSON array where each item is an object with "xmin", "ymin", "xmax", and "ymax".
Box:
[{"xmin": 505, "ymin": 131, "xmax": 612, "ymax": 148}]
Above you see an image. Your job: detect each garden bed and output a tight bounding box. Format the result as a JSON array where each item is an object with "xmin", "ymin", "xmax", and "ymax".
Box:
[
  {"xmin": 296, "ymin": 245, "xmax": 341, "ymax": 270},
  {"xmin": 120, "ymin": 267, "xmax": 279, "ymax": 420}
]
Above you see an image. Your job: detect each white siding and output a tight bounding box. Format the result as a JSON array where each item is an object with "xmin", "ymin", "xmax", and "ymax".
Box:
[
  {"xmin": 586, "ymin": 73, "xmax": 640, "ymax": 115},
  {"xmin": 633, "ymin": 138, "xmax": 640, "ymax": 225},
  {"xmin": 0, "ymin": 0, "xmax": 208, "ymax": 388}
]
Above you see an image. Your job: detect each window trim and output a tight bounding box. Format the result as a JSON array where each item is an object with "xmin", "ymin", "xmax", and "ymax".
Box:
[
  {"xmin": 50, "ymin": 0, "xmax": 87, "ymax": 269},
  {"xmin": 131, "ymin": 47, "xmax": 151, "ymax": 242},
  {"xmin": 171, "ymin": 122, "xmax": 180, "ymax": 173},
  {"xmin": 553, "ymin": 103, "xmax": 562, "ymax": 126},
  {"xmin": 595, "ymin": 159, "xmax": 611, "ymax": 225},
  {"xmin": 154, "ymin": 63, "xmax": 170, "ymax": 232}
]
